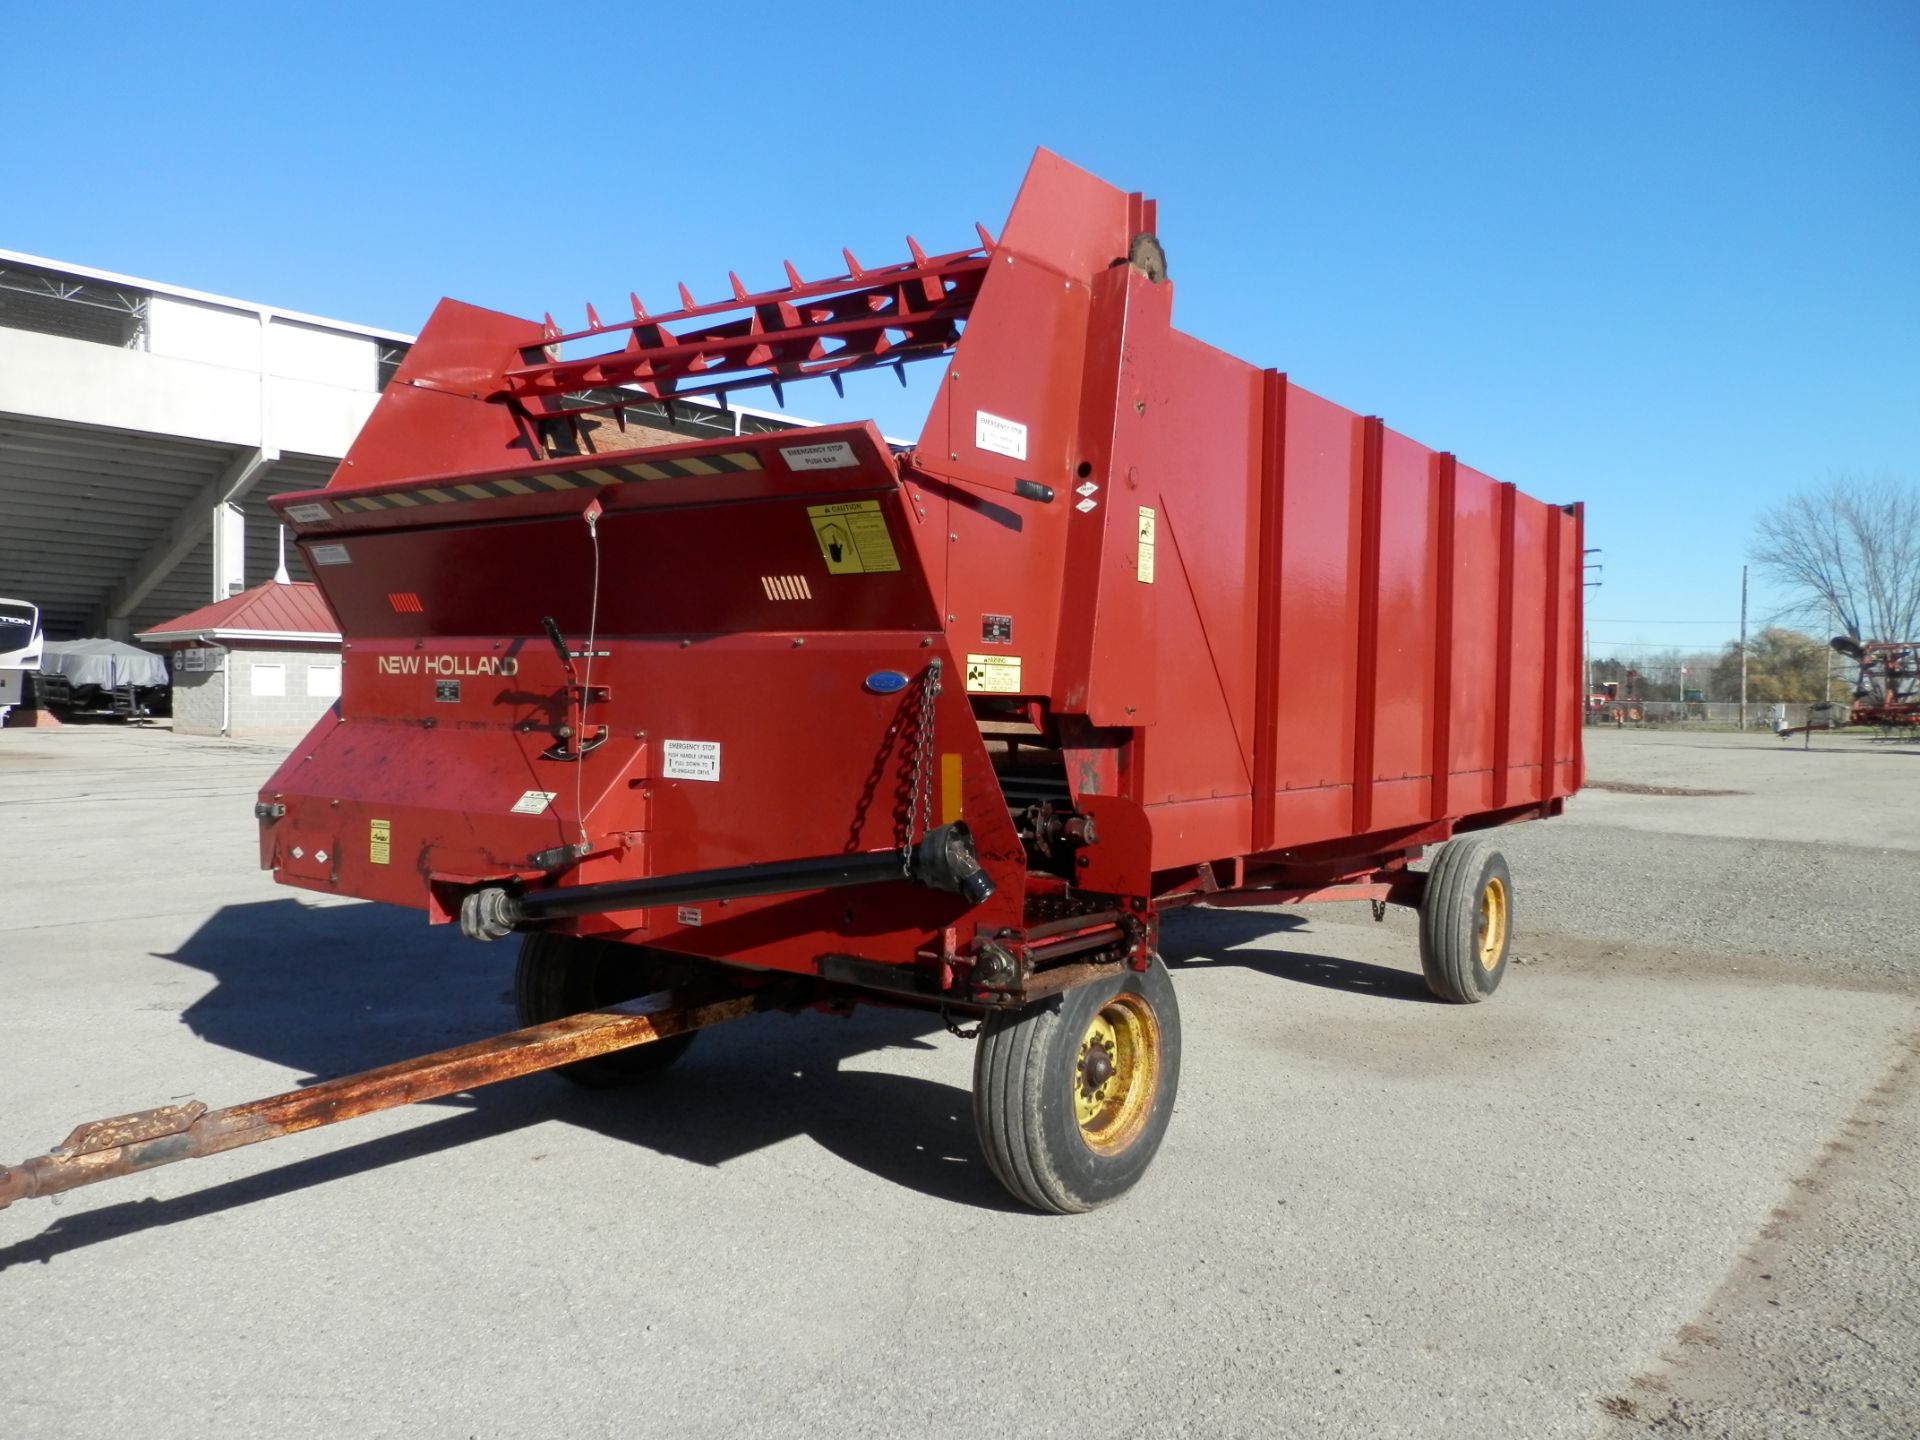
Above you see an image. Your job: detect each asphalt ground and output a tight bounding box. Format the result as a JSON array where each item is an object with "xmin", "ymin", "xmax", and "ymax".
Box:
[{"xmin": 1, "ymin": 724, "xmax": 1914, "ymax": 1438}]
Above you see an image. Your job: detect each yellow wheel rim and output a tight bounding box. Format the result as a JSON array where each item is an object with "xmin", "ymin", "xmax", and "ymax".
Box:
[
  {"xmin": 1477, "ymin": 875, "xmax": 1508, "ymax": 971},
  {"xmin": 1073, "ymin": 992, "xmax": 1160, "ymax": 1155}
]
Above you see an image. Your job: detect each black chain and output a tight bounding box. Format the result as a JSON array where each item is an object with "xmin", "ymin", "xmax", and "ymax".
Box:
[{"xmin": 941, "ymin": 1006, "xmax": 982, "ymax": 1039}]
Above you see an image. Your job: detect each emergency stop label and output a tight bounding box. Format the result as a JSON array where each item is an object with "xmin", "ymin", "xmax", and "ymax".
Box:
[
  {"xmin": 368, "ymin": 818, "xmax": 391, "ymax": 865},
  {"xmin": 964, "ymin": 653, "xmax": 1022, "ymax": 694},
  {"xmin": 807, "ymin": 499, "xmax": 900, "ymax": 575},
  {"xmin": 780, "ymin": 440, "xmax": 859, "ymax": 471},
  {"xmin": 662, "ymin": 740, "xmax": 721, "ymax": 782},
  {"xmin": 974, "ymin": 410, "xmax": 1028, "ymax": 461}
]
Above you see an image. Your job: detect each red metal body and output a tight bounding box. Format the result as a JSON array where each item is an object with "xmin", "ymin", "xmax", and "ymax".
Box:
[{"xmin": 259, "ymin": 149, "xmax": 1583, "ymax": 1003}]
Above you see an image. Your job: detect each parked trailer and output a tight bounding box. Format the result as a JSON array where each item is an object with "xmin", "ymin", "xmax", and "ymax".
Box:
[
  {"xmin": 0, "ymin": 597, "xmax": 41, "ymax": 726},
  {"xmin": 1, "ymin": 151, "xmax": 1583, "ymax": 1216}
]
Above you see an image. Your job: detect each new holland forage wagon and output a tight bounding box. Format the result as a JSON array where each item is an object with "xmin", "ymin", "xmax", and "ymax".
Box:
[{"xmin": 1, "ymin": 150, "xmax": 1582, "ymax": 1216}]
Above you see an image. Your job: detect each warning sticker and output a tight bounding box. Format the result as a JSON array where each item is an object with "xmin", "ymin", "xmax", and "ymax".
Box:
[
  {"xmin": 964, "ymin": 653, "xmax": 1022, "ymax": 694},
  {"xmin": 662, "ymin": 739, "xmax": 721, "ymax": 782},
  {"xmin": 369, "ymin": 818, "xmax": 391, "ymax": 865},
  {"xmin": 780, "ymin": 440, "xmax": 859, "ymax": 471},
  {"xmin": 807, "ymin": 499, "xmax": 900, "ymax": 574},
  {"xmin": 974, "ymin": 411, "xmax": 1028, "ymax": 461},
  {"xmin": 1136, "ymin": 506, "xmax": 1156, "ymax": 585},
  {"xmin": 284, "ymin": 502, "xmax": 332, "ymax": 524},
  {"xmin": 510, "ymin": 790, "xmax": 556, "ymax": 815},
  {"xmin": 310, "ymin": 543, "xmax": 351, "ymax": 567}
]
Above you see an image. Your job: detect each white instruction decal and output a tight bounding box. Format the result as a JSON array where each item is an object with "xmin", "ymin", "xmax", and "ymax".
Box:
[
  {"xmin": 284, "ymin": 502, "xmax": 333, "ymax": 524},
  {"xmin": 510, "ymin": 790, "xmax": 557, "ymax": 815},
  {"xmin": 662, "ymin": 739, "xmax": 721, "ymax": 781},
  {"xmin": 310, "ymin": 543, "xmax": 352, "ymax": 567},
  {"xmin": 974, "ymin": 411, "xmax": 1028, "ymax": 461},
  {"xmin": 676, "ymin": 906, "xmax": 703, "ymax": 927},
  {"xmin": 964, "ymin": 653, "xmax": 1023, "ymax": 694},
  {"xmin": 779, "ymin": 441, "xmax": 859, "ymax": 471}
]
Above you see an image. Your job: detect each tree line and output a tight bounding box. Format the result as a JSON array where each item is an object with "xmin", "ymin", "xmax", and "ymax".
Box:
[
  {"xmin": 1589, "ymin": 629, "xmax": 1840, "ymax": 704},
  {"xmin": 1591, "ymin": 474, "xmax": 1916, "ymax": 706}
]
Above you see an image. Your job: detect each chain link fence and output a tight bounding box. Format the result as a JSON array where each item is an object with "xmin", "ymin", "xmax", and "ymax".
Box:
[{"xmin": 1586, "ymin": 700, "xmax": 1840, "ymax": 729}]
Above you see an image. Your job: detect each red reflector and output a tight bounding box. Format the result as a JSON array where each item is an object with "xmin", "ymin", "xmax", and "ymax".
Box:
[{"xmin": 387, "ymin": 592, "xmax": 424, "ymax": 613}]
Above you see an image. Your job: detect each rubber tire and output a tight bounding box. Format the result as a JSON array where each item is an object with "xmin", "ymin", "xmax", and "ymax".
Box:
[
  {"xmin": 513, "ymin": 932, "xmax": 701, "ymax": 1088},
  {"xmin": 972, "ymin": 955, "xmax": 1182, "ymax": 1214},
  {"xmin": 1418, "ymin": 838, "xmax": 1513, "ymax": 1003}
]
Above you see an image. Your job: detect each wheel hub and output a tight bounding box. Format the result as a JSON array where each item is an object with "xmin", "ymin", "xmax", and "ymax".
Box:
[
  {"xmin": 1071, "ymin": 996, "xmax": 1160, "ymax": 1154},
  {"xmin": 1079, "ymin": 1038, "xmax": 1115, "ymax": 1094},
  {"xmin": 1477, "ymin": 875, "xmax": 1509, "ymax": 970}
]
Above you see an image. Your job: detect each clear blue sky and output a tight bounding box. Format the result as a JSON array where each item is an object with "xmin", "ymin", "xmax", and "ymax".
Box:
[{"xmin": 5, "ymin": 1, "xmax": 1914, "ymax": 660}]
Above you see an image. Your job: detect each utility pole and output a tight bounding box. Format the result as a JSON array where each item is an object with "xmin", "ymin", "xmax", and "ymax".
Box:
[
  {"xmin": 1738, "ymin": 565, "xmax": 1749, "ymax": 729},
  {"xmin": 1827, "ymin": 599, "xmax": 1837, "ymax": 703}
]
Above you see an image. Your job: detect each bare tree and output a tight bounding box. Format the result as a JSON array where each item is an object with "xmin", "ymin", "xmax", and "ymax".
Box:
[
  {"xmin": 1752, "ymin": 475, "xmax": 1920, "ymax": 642},
  {"xmin": 1710, "ymin": 627, "xmax": 1827, "ymax": 702}
]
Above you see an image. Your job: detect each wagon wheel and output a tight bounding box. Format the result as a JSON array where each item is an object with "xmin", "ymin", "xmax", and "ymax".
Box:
[
  {"xmin": 1417, "ymin": 838, "xmax": 1513, "ymax": 1003},
  {"xmin": 514, "ymin": 932, "xmax": 702, "ymax": 1087},
  {"xmin": 972, "ymin": 955, "xmax": 1182, "ymax": 1213}
]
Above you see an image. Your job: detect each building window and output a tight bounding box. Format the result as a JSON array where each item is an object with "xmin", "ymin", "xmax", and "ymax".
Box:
[
  {"xmin": 250, "ymin": 663, "xmax": 286, "ymax": 697},
  {"xmin": 306, "ymin": 664, "xmax": 340, "ymax": 698}
]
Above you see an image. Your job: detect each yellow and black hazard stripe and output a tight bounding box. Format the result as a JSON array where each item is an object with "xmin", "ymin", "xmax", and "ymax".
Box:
[{"xmin": 328, "ymin": 449, "xmax": 765, "ymax": 513}]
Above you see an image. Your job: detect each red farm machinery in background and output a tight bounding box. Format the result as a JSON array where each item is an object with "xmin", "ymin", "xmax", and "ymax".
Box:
[
  {"xmin": 1, "ymin": 150, "xmax": 1583, "ymax": 1216},
  {"xmin": 1777, "ymin": 637, "xmax": 1920, "ymax": 741}
]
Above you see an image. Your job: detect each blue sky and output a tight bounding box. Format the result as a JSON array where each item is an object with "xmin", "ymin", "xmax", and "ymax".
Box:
[{"xmin": 4, "ymin": 1, "xmax": 1914, "ymax": 660}]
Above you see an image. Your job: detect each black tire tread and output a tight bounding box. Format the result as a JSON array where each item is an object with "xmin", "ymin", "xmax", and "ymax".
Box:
[
  {"xmin": 514, "ymin": 931, "xmax": 701, "ymax": 1087},
  {"xmin": 1417, "ymin": 838, "xmax": 1511, "ymax": 1003},
  {"xmin": 972, "ymin": 958, "xmax": 1181, "ymax": 1214}
]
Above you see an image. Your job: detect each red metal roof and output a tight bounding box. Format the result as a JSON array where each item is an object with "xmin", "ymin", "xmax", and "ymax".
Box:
[{"xmin": 138, "ymin": 581, "xmax": 339, "ymax": 641}]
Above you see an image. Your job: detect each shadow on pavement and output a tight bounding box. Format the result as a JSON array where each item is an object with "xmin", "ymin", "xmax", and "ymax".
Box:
[
  {"xmin": 1160, "ymin": 906, "xmax": 1441, "ymax": 1004},
  {"xmin": 4, "ymin": 891, "xmax": 1450, "ymax": 1263},
  {"xmin": 1, "ymin": 898, "xmax": 1016, "ymax": 1267}
]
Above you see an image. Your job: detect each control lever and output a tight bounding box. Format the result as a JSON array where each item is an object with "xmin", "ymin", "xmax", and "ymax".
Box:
[{"xmin": 541, "ymin": 615, "xmax": 580, "ymax": 685}]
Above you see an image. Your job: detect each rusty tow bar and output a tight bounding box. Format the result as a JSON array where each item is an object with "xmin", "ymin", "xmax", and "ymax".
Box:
[{"xmin": 0, "ymin": 989, "xmax": 772, "ymax": 1210}]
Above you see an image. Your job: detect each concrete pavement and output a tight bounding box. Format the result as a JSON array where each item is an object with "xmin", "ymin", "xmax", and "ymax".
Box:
[{"xmin": 1, "ymin": 726, "xmax": 1914, "ymax": 1438}]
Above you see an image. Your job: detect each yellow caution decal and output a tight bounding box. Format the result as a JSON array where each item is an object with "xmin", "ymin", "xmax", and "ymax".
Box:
[
  {"xmin": 369, "ymin": 818, "xmax": 391, "ymax": 865},
  {"xmin": 964, "ymin": 654, "xmax": 1021, "ymax": 694},
  {"xmin": 807, "ymin": 499, "xmax": 900, "ymax": 574}
]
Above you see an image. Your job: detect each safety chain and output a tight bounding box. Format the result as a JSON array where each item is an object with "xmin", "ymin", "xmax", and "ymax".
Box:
[
  {"xmin": 902, "ymin": 658, "xmax": 943, "ymax": 875},
  {"xmin": 941, "ymin": 1006, "xmax": 983, "ymax": 1039}
]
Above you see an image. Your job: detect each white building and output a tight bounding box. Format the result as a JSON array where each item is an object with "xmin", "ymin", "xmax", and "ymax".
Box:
[
  {"xmin": 0, "ymin": 250, "xmax": 411, "ymax": 641},
  {"xmin": 137, "ymin": 579, "xmax": 341, "ymax": 738}
]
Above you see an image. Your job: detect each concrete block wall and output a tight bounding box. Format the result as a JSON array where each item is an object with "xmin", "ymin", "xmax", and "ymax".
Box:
[
  {"xmin": 170, "ymin": 662, "xmax": 225, "ymax": 736},
  {"xmin": 168, "ymin": 645, "xmax": 341, "ymax": 737},
  {"xmin": 227, "ymin": 647, "xmax": 340, "ymax": 737}
]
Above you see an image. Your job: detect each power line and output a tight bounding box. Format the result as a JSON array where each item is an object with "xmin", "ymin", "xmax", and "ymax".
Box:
[
  {"xmin": 1587, "ymin": 617, "xmax": 1737, "ymax": 625},
  {"xmin": 1586, "ymin": 640, "xmax": 1729, "ymax": 651}
]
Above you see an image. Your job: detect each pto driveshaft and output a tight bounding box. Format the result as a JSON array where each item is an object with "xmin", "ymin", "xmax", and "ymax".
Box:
[{"xmin": 0, "ymin": 989, "xmax": 772, "ymax": 1210}]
